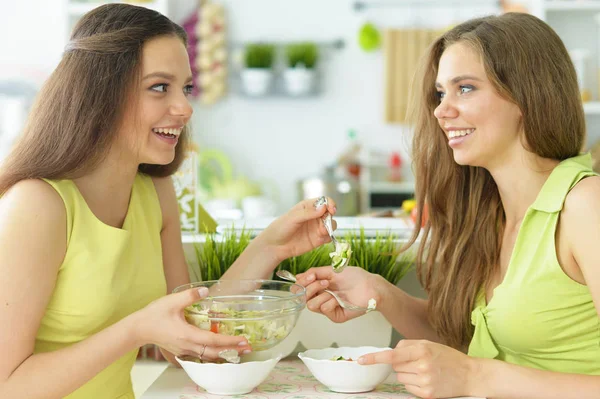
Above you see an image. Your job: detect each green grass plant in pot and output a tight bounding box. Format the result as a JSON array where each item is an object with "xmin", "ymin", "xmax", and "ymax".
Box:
[
  {"xmin": 241, "ymin": 43, "xmax": 275, "ymax": 96},
  {"xmin": 284, "ymin": 42, "xmax": 319, "ymax": 96},
  {"xmin": 190, "ymin": 227, "xmax": 413, "ymax": 287}
]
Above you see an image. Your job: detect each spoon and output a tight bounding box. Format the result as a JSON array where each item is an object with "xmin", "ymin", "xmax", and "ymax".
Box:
[
  {"xmin": 313, "ymin": 196, "xmax": 347, "ymax": 273},
  {"xmin": 276, "ymin": 270, "xmax": 371, "ymax": 313}
]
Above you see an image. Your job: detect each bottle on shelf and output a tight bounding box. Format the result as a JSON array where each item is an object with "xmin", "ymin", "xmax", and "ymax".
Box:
[
  {"xmin": 387, "ymin": 151, "xmax": 403, "ymax": 182},
  {"xmin": 337, "ymin": 129, "xmax": 362, "ymax": 178}
]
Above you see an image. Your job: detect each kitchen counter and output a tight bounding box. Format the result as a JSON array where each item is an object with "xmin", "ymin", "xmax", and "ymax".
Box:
[{"xmin": 182, "ymin": 216, "xmax": 416, "ymax": 244}]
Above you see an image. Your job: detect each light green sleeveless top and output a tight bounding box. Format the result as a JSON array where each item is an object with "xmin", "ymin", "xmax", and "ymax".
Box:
[
  {"xmin": 35, "ymin": 174, "xmax": 167, "ymax": 399},
  {"xmin": 468, "ymin": 153, "xmax": 600, "ymax": 374}
]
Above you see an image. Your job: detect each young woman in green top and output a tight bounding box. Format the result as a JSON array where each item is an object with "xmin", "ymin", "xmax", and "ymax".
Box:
[
  {"xmin": 297, "ymin": 12, "xmax": 600, "ymax": 399},
  {"xmin": 0, "ymin": 4, "xmax": 337, "ymax": 399}
]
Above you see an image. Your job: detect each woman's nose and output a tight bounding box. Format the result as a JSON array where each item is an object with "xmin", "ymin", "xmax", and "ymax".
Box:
[
  {"xmin": 434, "ymin": 97, "xmax": 458, "ymax": 120},
  {"xmin": 171, "ymin": 95, "xmax": 193, "ymax": 120}
]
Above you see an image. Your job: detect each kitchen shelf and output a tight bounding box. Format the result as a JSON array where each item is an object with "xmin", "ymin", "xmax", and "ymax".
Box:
[
  {"xmin": 545, "ymin": 0, "xmax": 600, "ymax": 10},
  {"xmin": 584, "ymin": 101, "xmax": 600, "ymax": 114}
]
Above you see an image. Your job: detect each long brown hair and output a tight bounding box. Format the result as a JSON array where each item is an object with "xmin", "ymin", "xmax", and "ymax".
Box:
[
  {"xmin": 0, "ymin": 3, "xmax": 190, "ymax": 195},
  {"xmin": 406, "ymin": 13, "xmax": 584, "ymax": 349}
]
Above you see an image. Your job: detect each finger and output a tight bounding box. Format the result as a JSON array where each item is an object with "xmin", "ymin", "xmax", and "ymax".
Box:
[
  {"xmin": 175, "ymin": 286, "xmax": 209, "ymax": 308},
  {"xmin": 186, "ymin": 325, "xmax": 248, "ymax": 347},
  {"xmin": 403, "ymin": 384, "xmax": 435, "ymax": 399},
  {"xmin": 296, "ymin": 267, "xmax": 335, "ymax": 286},
  {"xmin": 307, "ymin": 292, "xmax": 334, "ymax": 313},
  {"xmin": 294, "ymin": 271, "xmax": 315, "ymax": 287},
  {"xmin": 357, "ymin": 349, "xmax": 395, "ymax": 365},
  {"xmin": 318, "ymin": 297, "xmax": 346, "ymax": 323},
  {"xmin": 323, "ymin": 196, "xmax": 337, "ymax": 215},
  {"xmin": 395, "ymin": 339, "xmax": 417, "ymax": 348},
  {"xmin": 304, "ymin": 280, "xmax": 329, "ymax": 300},
  {"xmin": 200, "ymin": 344, "xmax": 253, "ymax": 362},
  {"xmin": 394, "ymin": 371, "xmax": 421, "ymax": 387},
  {"xmin": 287, "ymin": 196, "xmax": 337, "ymax": 227},
  {"xmin": 319, "ymin": 297, "xmax": 340, "ymax": 315},
  {"xmin": 391, "ymin": 360, "xmax": 420, "ymax": 374}
]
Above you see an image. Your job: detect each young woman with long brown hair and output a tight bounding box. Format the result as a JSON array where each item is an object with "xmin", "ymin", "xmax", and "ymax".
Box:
[
  {"xmin": 297, "ymin": 12, "xmax": 600, "ymax": 399},
  {"xmin": 0, "ymin": 4, "xmax": 337, "ymax": 399}
]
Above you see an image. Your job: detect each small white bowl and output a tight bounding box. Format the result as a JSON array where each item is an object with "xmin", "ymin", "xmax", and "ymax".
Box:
[
  {"xmin": 298, "ymin": 346, "xmax": 392, "ymax": 393},
  {"xmin": 176, "ymin": 352, "xmax": 282, "ymax": 395}
]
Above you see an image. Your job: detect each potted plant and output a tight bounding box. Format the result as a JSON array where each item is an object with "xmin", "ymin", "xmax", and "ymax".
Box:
[
  {"xmin": 240, "ymin": 43, "xmax": 275, "ymax": 96},
  {"xmin": 283, "ymin": 42, "xmax": 319, "ymax": 96},
  {"xmin": 189, "ymin": 227, "xmax": 414, "ymax": 356},
  {"xmin": 189, "ymin": 227, "xmax": 253, "ymax": 282}
]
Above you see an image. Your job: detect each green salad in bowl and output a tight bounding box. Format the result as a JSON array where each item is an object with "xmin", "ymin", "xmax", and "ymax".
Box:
[{"xmin": 174, "ymin": 280, "xmax": 306, "ymax": 351}]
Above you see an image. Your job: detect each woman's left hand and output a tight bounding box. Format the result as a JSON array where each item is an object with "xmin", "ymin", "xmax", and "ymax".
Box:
[
  {"xmin": 358, "ymin": 340, "xmax": 475, "ymax": 399},
  {"xmin": 259, "ymin": 196, "xmax": 337, "ymax": 262}
]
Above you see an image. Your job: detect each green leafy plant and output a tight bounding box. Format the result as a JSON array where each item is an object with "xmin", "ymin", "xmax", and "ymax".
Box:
[
  {"xmin": 244, "ymin": 43, "xmax": 275, "ymax": 69},
  {"xmin": 190, "ymin": 227, "xmax": 414, "ymax": 285},
  {"xmin": 285, "ymin": 42, "xmax": 319, "ymax": 69},
  {"xmin": 190, "ymin": 227, "xmax": 253, "ymax": 281}
]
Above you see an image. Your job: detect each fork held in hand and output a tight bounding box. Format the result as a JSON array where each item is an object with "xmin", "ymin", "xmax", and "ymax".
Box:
[
  {"xmin": 275, "ymin": 270, "xmax": 371, "ymax": 313},
  {"xmin": 314, "ymin": 196, "xmax": 338, "ymax": 246}
]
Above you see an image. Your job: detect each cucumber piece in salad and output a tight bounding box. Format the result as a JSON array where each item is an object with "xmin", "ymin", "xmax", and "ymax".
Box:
[{"xmin": 329, "ymin": 242, "xmax": 352, "ymax": 271}]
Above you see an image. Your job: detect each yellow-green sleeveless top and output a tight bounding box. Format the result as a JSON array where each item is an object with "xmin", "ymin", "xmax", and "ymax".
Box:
[
  {"xmin": 468, "ymin": 153, "xmax": 600, "ymax": 374},
  {"xmin": 35, "ymin": 174, "xmax": 167, "ymax": 399}
]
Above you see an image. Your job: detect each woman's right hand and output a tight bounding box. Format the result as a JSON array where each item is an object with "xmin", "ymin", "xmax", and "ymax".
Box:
[
  {"xmin": 296, "ymin": 266, "xmax": 384, "ymax": 323},
  {"xmin": 132, "ymin": 287, "xmax": 251, "ymax": 362}
]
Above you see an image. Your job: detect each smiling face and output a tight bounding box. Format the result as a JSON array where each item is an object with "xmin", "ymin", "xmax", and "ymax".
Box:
[
  {"xmin": 119, "ymin": 34, "xmax": 194, "ymax": 166},
  {"xmin": 434, "ymin": 42, "xmax": 523, "ymax": 169}
]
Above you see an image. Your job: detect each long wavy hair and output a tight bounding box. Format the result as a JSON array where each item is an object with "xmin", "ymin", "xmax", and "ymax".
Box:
[
  {"xmin": 406, "ymin": 13, "xmax": 585, "ymax": 349},
  {"xmin": 0, "ymin": 3, "xmax": 190, "ymax": 195}
]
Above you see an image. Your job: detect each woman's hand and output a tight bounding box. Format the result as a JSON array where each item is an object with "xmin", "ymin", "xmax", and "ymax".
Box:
[
  {"xmin": 259, "ymin": 196, "xmax": 337, "ymax": 262},
  {"xmin": 295, "ymin": 266, "xmax": 385, "ymax": 323},
  {"xmin": 358, "ymin": 340, "xmax": 475, "ymax": 399},
  {"xmin": 132, "ymin": 287, "xmax": 251, "ymax": 362}
]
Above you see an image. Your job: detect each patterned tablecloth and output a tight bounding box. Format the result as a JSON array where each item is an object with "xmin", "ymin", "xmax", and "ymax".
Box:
[{"xmin": 141, "ymin": 358, "xmax": 483, "ymax": 399}]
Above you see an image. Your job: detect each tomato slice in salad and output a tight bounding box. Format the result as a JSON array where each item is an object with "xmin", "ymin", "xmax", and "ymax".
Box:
[{"xmin": 210, "ymin": 322, "xmax": 219, "ymax": 333}]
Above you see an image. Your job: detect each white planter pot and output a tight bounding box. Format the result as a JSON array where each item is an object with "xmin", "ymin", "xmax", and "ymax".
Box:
[
  {"xmin": 283, "ymin": 68, "xmax": 316, "ymax": 96},
  {"xmin": 241, "ymin": 69, "xmax": 273, "ymax": 96},
  {"xmin": 263, "ymin": 309, "xmax": 393, "ymax": 358}
]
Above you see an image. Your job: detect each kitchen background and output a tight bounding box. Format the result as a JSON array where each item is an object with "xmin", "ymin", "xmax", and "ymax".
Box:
[
  {"xmin": 5, "ymin": 1, "xmax": 600, "ymax": 397},
  {"xmin": 9, "ymin": 0, "xmax": 600, "ymax": 221}
]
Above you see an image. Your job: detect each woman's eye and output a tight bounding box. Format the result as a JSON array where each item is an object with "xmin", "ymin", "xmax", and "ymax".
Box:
[
  {"xmin": 436, "ymin": 91, "xmax": 445, "ymax": 101},
  {"xmin": 184, "ymin": 84, "xmax": 194, "ymax": 96},
  {"xmin": 150, "ymin": 83, "xmax": 168, "ymax": 93},
  {"xmin": 459, "ymin": 85, "xmax": 474, "ymax": 95}
]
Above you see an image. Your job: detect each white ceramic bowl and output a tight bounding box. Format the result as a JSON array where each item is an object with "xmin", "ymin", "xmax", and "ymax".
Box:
[
  {"xmin": 298, "ymin": 346, "xmax": 392, "ymax": 393},
  {"xmin": 176, "ymin": 352, "xmax": 282, "ymax": 395}
]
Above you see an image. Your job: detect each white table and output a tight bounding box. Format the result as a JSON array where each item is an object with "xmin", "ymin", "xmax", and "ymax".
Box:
[{"xmin": 141, "ymin": 358, "xmax": 483, "ymax": 399}]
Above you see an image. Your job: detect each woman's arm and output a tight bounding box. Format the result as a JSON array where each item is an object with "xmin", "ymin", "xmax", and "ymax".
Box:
[
  {"xmin": 472, "ymin": 358, "xmax": 600, "ymax": 399},
  {"xmin": 0, "ymin": 180, "xmax": 143, "ymax": 399},
  {"xmin": 152, "ymin": 176, "xmax": 191, "ymax": 365},
  {"xmin": 222, "ymin": 197, "xmax": 336, "ymax": 280},
  {"xmin": 376, "ymin": 276, "xmax": 441, "ymax": 342},
  {"xmin": 0, "ymin": 180, "xmax": 248, "ymax": 399}
]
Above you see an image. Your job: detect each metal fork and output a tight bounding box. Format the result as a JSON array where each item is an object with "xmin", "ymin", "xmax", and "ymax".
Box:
[
  {"xmin": 314, "ymin": 196, "xmax": 349, "ymax": 273},
  {"xmin": 276, "ymin": 270, "xmax": 371, "ymax": 313},
  {"xmin": 322, "ymin": 211, "xmax": 339, "ymax": 248}
]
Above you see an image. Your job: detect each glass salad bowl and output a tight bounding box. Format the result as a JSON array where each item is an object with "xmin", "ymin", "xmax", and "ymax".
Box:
[{"xmin": 173, "ymin": 280, "xmax": 306, "ymax": 351}]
